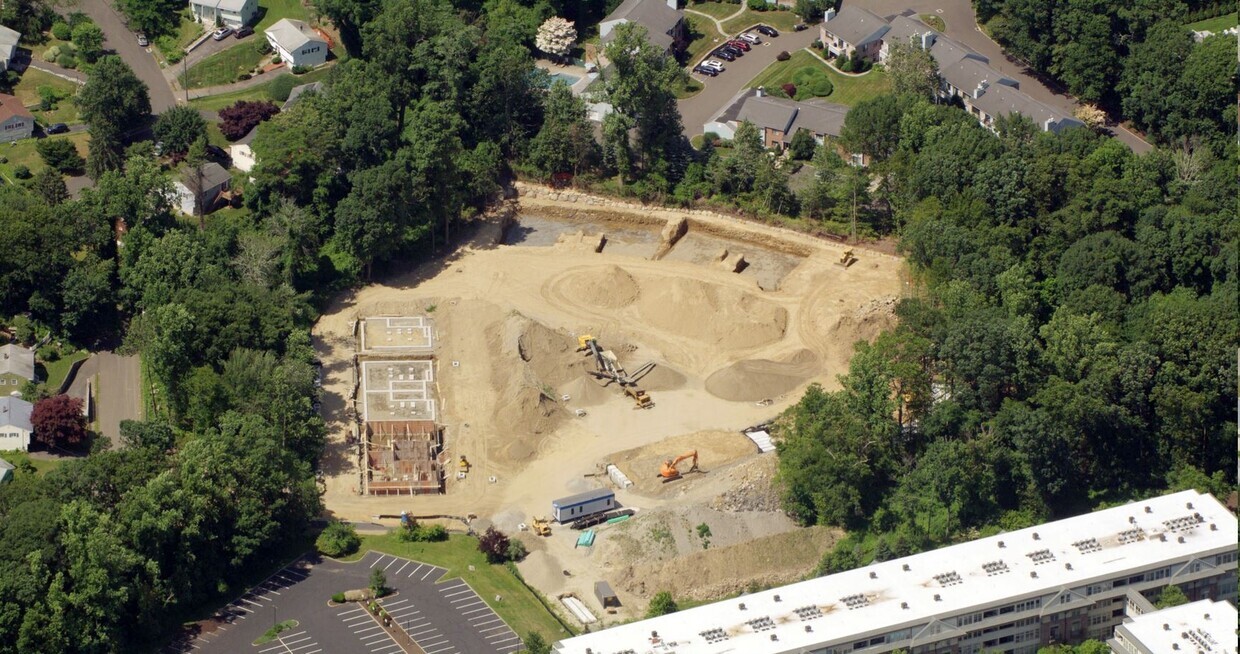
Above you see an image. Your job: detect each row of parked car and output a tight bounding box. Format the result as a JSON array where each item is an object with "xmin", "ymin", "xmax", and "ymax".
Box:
[{"xmin": 692, "ymin": 25, "xmax": 780, "ymax": 77}]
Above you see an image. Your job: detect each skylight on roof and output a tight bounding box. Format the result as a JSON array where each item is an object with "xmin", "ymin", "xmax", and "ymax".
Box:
[
  {"xmin": 933, "ymin": 571, "xmax": 963, "ymax": 586},
  {"xmin": 1072, "ymin": 538, "xmax": 1101, "ymax": 554}
]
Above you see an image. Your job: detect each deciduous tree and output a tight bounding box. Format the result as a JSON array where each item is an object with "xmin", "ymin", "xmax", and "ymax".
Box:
[
  {"xmin": 31, "ymin": 395, "xmax": 88, "ymax": 448},
  {"xmin": 154, "ymin": 106, "xmax": 208, "ymax": 156}
]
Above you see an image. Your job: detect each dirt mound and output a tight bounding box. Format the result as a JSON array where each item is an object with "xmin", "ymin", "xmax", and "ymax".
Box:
[
  {"xmin": 609, "ymin": 430, "xmax": 758, "ymax": 496},
  {"xmin": 829, "ymin": 295, "xmax": 898, "ymax": 346},
  {"xmin": 704, "ymin": 348, "xmax": 820, "ymax": 402},
  {"xmin": 612, "ymin": 525, "xmax": 840, "ymax": 601},
  {"xmin": 628, "ymin": 361, "xmax": 686, "ymax": 391},
  {"xmin": 558, "ymin": 375, "xmax": 615, "ymax": 407},
  {"xmin": 515, "ymin": 319, "xmax": 591, "ymax": 387},
  {"xmin": 559, "ymin": 265, "xmax": 641, "ymax": 309},
  {"xmin": 710, "ymin": 456, "xmax": 783, "ymax": 513},
  {"xmin": 636, "ymin": 278, "xmax": 787, "ymax": 350}
]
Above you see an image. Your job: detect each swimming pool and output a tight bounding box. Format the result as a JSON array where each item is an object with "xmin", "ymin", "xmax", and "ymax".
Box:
[{"xmin": 550, "ymin": 72, "xmax": 581, "ymax": 85}]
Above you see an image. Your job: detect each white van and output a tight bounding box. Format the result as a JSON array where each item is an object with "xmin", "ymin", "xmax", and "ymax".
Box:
[{"xmin": 739, "ymin": 32, "xmax": 762, "ymax": 44}]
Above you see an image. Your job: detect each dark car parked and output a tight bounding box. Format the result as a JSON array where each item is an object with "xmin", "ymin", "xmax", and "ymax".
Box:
[
  {"xmin": 756, "ymin": 25, "xmax": 779, "ymax": 37},
  {"xmin": 44, "ymin": 123, "xmax": 69, "ymax": 135},
  {"xmin": 692, "ymin": 64, "xmax": 720, "ymax": 77},
  {"xmin": 719, "ymin": 44, "xmax": 743, "ymax": 56},
  {"xmin": 235, "ymin": 25, "xmax": 254, "ymax": 38},
  {"xmin": 205, "ymin": 144, "xmax": 229, "ymax": 160},
  {"xmin": 713, "ymin": 48, "xmax": 735, "ymax": 61},
  {"xmin": 794, "ymin": 23, "xmax": 808, "ymax": 31}
]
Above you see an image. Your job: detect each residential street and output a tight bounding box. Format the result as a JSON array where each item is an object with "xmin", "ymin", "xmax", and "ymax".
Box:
[
  {"xmin": 678, "ymin": 26, "xmax": 821, "ymax": 136},
  {"xmin": 76, "ymin": 1, "xmax": 177, "ymax": 113}
]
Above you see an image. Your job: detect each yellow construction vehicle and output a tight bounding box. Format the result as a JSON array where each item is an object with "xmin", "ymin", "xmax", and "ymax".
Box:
[
  {"xmin": 531, "ymin": 517, "xmax": 552, "ymax": 536},
  {"xmin": 458, "ymin": 456, "xmax": 471, "ymax": 472},
  {"xmin": 625, "ymin": 386, "xmax": 653, "ymax": 409},
  {"xmin": 658, "ymin": 450, "xmax": 700, "ymax": 481},
  {"xmin": 578, "ymin": 334, "xmax": 655, "ymax": 409}
]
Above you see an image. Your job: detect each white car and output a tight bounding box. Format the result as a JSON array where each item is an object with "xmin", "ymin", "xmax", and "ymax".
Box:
[
  {"xmin": 701, "ymin": 59, "xmax": 725, "ymax": 71},
  {"xmin": 739, "ymin": 32, "xmax": 762, "ymax": 44},
  {"xmin": 212, "ymin": 26, "xmax": 234, "ymax": 41}
]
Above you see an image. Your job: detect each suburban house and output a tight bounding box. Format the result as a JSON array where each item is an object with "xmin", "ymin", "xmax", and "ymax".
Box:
[
  {"xmin": 0, "ymin": 93, "xmax": 33, "ymax": 143},
  {"xmin": 0, "ymin": 396, "xmax": 34, "ymax": 452},
  {"xmin": 829, "ymin": 7, "xmax": 1083, "ymax": 135},
  {"xmin": 188, "ymin": 0, "xmax": 258, "ymax": 29},
  {"xmin": 0, "ymin": 24, "xmax": 19, "ymax": 72},
  {"xmin": 704, "ymin": 88, "xmax": 854, "ymax": 154},
  {"xmin": 820, "ymin": 6, "xmax": 889, "ymax": 60},
  {"xmin": 599, "ymin": 0, "xmax": 688, "ymax": 55},
  {"xmin": 0, "ymin": 344, "xmax": 35, "ymax": 389},
  {"xmin": 174, "ymin": 162, "xmax": 232, "ymax": 215},
  {"xmin": 265, "ymin": 19, "xmax": 329, "ymax": 68},
  {"xmin": 281, "ymin": 81, "xmax": 323, "ymax": 110},
  {"xmin": 0, "ymin": 457, "xmax": 13, "ymax": 484}
]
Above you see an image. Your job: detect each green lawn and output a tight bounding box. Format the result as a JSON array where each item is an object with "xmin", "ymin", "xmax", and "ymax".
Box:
[
  {"xmin": 0, "ymin": 131, "xmax": 89, "ymax": 184},
  {"xmin": 11, "ymin": 68, "xmax": 82, "ymax": 126},
  {"xmin": 673, "ymin": 77, "xmax": 704, "ymax": 99},
  {"xmin": 747, "ymin": 49, "xmax": 891, "ymax": 106},
  {"xmin": 721, "ymin": 8, "xmax": 801, "ymax": 34},
  {"xmin": 255, "ymin": 0, "xmax": 313, "ymax": 31},
  {"xmin": 685, "ymin": 13, "xmax": 728, "ymax": 63},
  {"xmin": 42, "ymin": 349, "xmax": 89, "ymax": 391},
  {"xmin": 688, "ymin": 1, "xmax": 743, "ymax": 21},
  {"xmin": 0, "ymin": 451, "xmax": 68, "ymax": 476},
  {"xmin": 181, "ymin": 44, "xmax": 269, "ymax": 88},
  {"xmin": 1185, "ymin": 12, "xmax": 1237, "ymax": 32},
  {"xmin": 342, "ymin": 533, "xmax": 572, "ymax": 643},
  {"xmin": 190, "ymin": 66, "xmax": 333, "ymax": 111},
  {"xmin": 176, "ymin": 16, "xmax": 206, "ymax": 48},
  {"xmin": 919, "ymin": 14, "xmax": 945, "ymax": 32}
]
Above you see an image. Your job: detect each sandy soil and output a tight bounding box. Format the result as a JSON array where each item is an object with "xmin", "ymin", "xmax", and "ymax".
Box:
[{"xmin": 312, "ymin": 192, "xmax": 903, "ymax": 621}]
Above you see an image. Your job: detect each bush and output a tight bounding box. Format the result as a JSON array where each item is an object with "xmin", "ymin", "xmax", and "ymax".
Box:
[
  {"xmin": 51, "ymin": 22, "xmax": 71, "ymax": 40},
  {"xmin": 315, "ymin": 521, "xmax": 361, "ymax": 557},
  {"xmin": 267, "ymin": 74, "xmax": 298, "ymax": 102},
  {"xmin": 781, "ymin": 82, "xmax": 797, "ymax": 96},
  {"xmin": 836, "ymin": 53, "xmax": 849, "ymax": 69},
  {"xmin": 645, "ymin": 591, "xmax": 679, "ymax": 618},
  {"xmin": 272, "ymin": 55, "xmax": 282, "ymax": 64},
  {"xmin": 13, "ymin": 164, "xmax": 31, "ymax": 179},
  {"xmin": 812, "ymin": 39, "xmax": 823, "ymax": 49},
  {"xmin": 396, "ymin": 519, "xmax": 450, "ymax": 543},
  {"xmin": 218, "ymin": 100, "xmax": 280, "ymax": 140},
  {"xmin": 747, "ymin": 0, "xmax": 769, "ymax": 8},
  {"xmin": 256, "ymin": 41, "xmax": 272, "ymax": 55},
  {"xmin": 776, "ymin": 50, "xmax": 791, "ymax": 61},
  {"xmin": 57, "ymin": 53, "xmax": 78, "ymax": 69},
  {"xmin": 331, "ymin": 592, "xmax": 346, "ymax": 603},
  {"xmin": 478, "ymin": 527, "xmax": 511, "ymax": 564},
  {"xmin": 369, "ymin": 567, "xmax": 387, "ymax": 597},
  {"xmin": 238, "ymin": 73, "xmax": 251, "ymax": 81},
  {"xmin": 37, "ymin": 138, "xmax": 85, "ymax": 173},
  {"xmin": 43, "ymin": 45, "xmax": 61, "ymax": 62},
  {"xmin": 37, "ymin": 85, "xmax": 65, "ymax": 110},
  {"xmin": 505, "ymin": 538, "xmax": 528, "ymax": 562},
  {"xmin": 291, "ymin": 64, "xmax": 310, "ymax": 75}
]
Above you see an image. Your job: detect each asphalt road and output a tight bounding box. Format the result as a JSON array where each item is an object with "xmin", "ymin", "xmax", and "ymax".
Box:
[
  {"xmin": 76, "ymin": 1, "xmax": 177, "ymax": 113},
  {"xmin": 678, "ymin": 25, "xmax": 821, "ymax": 137},
  {"xmin": 68, "ymin": 352, "xmax": 141, "ymax": 446}
]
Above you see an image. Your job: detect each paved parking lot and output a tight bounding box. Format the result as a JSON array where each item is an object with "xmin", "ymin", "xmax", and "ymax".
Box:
[{"xmin": 164, "ymin": 551, "xmax": 522, "ymax": 654}]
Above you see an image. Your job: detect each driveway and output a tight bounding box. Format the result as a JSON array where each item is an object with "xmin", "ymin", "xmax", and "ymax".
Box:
[
  {"xmin": 678, "ymin": 26, "xmax": 821, "ymax": 137},
  {"xmin": 67, "ymin": 352, "xmax": 142, "ymax": 446},
  {"xmin": 74, "ymin": 1, "xmax": 177, "ymax": 113},
  {"xmin": 854, "ymin": 0, "xmax": 1151, "ymax": 152}
]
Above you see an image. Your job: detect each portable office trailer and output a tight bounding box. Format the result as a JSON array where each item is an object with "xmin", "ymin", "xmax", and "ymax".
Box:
[{"xmin": 552, "ymin": 488, "xmax": 616, "ymax": 523}]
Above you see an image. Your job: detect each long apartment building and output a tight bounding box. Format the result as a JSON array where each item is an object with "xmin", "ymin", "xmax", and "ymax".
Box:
[
  {"xmin": 553, "ymin": 490, "xmax": 1238, "ymax": 654},
  {"xmin": 821, "ymin": 7, "xmax": 1083, "ymax": 135}
]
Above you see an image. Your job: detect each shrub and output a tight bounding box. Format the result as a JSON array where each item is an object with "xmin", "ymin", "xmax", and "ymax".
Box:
[
  {"xmin": 51, "ymin": 22, "xmax": 71, "ymax": 41},
  {"xmin": 43, "ymin": 45, "xmax": 61, "ymax": 62},
  {"xmin": 218, "ymin": 100, "xmax": 280, "ymax": 140},
  {"xmin": 315, "ymin": 521, "xmax": 361, "ymax": 557},
  {"xmin": 645, "ymin": 591, "xmax": 679, "ymax": 618},
  {"xmin": 781, "ymin": 82, "xmax": 797, "ymax": 96},
  {"xmin": 812, "ymin": 39, "xmax": 823, "ymax": 49},
  {"xmin": 238, "ymin": 73, "xmax": 251, "ymax": 81},
  {"xmin": 267, "ymin": 74, "xmax": 297, "ymax": 102},
  {"xmin": 256, "ymin": 41, "xmax": 272, "ymax": 55},
  {"xmin": 788, "ymin": 128, "xmax": 817, "ymax": 160},
  {"xmin": 836, "ymin": 53, "xmax": 849, "ymax": 69},
  {"xmin": 37, "ymin": 85, "xmax": 65, "ymax": 110},
  {"xmin": 505, "ymin": 538, "xmax": 528, "ymax": 562},
  {"xmin": 57, "ymin": 53, "xmax": 77, "ymax": 69},
  {"xmin": 13, "ymin": 164, "xmax": 31, "ymax": 179},
  {"xmin": 291, "ymin": 64, "xmax": 310, "ymax": 75},
  {"xmin": 776, "ymin": 50, "xmax": 791, "ymax": 61},
  {"xmin": 272, "ymin": 55, "xmax": 282, "ymax": 64},
  {"xmin": 369, "ymin": 567, "xmax": 387, "ymax": 597},
  {"xmin": 747, "ymin": 0, "xmax": 768, "ymax": 8},
  {"xmin": 478, "ymin": 527, "xmax": 511, "ymax": 564},
  {"xmin": 36, "ymin": 138, "xmax": 84, "ymax": 173},
  {"xmin": 331, "ymin": 592, "xmax": 346, "ymax": 603}
]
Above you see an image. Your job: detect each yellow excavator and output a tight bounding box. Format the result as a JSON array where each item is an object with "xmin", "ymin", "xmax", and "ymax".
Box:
[{"xmin": 658, "ymin": 450, "xmax": 700, "ymax": 482}]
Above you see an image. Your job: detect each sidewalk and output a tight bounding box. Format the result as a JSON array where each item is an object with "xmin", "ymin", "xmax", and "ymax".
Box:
[
  {"xmin": 182, "ymin": 66, "xmax": 289, "ymax": 101},
  {"xmin": 27, "ymin": 59, "xmax": 87, "ymax": 84}
]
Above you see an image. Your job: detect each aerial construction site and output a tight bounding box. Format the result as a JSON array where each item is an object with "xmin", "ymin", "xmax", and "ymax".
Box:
[{"xmin": 313, "ymin": 184, "xmax": 905, "ymax": 624}]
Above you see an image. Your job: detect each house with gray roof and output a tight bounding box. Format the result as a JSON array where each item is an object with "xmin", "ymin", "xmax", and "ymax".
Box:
[
  {"xmin": 188, "ymin": 0, "xmax": 257, "ymax": 29},
  {"xmin": 265, "ymin": 18, "xmax": 328, "ymax": 68},
  {"xmin": 0, "ymin": 457, "xmax": 13, "ymax": 483},
  {"xmin": 705, "ymin": 88, "xmax": 851, "ymax": 151},
  {"xmin": 878, "ymin": 15, "xmax": 938, "ymax": 63},
  {"xmin": 820, "ymin": 5, "xmax": 889, "ymax": 60},
  {"xmin": 0, "ymin": 25, "xmax": 19, "ymax": 73},
  {"xmin": 599, "ymin": 0, "xmax": 687, "ymax": 54},
  {"xmin": 968, "ymin": 82, "xmax": 1083, "ymax": 133},
  {"xmin": 0, "ymin": 344, "xmax": 35, "ymax": 388},
  {"xmin": 174, "ymin": 162, "xmax": 233, "ymax": 215},
  {"xmin": 939, "ymin": 57, "xmax": 1018, "ymax": 100},
  {"xmin": 282, "ymin": 81, "xmax": 323, "ymax": 110},
  {"xmin": 0, "ymin": 396, "xmax": 34, "ymax": 452}
]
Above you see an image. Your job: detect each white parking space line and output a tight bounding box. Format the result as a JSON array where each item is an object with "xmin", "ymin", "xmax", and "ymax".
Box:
[
  {"xmin": 362, "ymin": 634, "xmax": 394, "ymax": 645},
  {"xmin": 489, "ymin": 632, "xmax": 520, "ymax": 642},
  {"xmin": 379, "ymin": 599, "xmax": 409, "ymax": 608},
  {"xmin": 436, "ymin": 580, "xmax": 466, "ymax": 590},
  {"xmin": 460, "ymin": 605, "xmax": 490, "ymax": 615},
  {"xmin": 420, "ymin": 566, "xmax": 439, "ymax": 581},
  {"xmin": 497, "ymin": 643, "xmax": 524, "ymax": 653},
  {"xmin": 479, "ymin": 624, "xmax": 510, "ymax": 634},
  {"xmin": 286, "ymin": 642, "xmax": 320, "ymax": 653},
  {"xmin": 441, "ymin": 588, "xmax": 473, "ymax": 598},
  {"xmin": 338, "ymin": 608, "xmax": 365, "ymax": 616},
  {"xmin": 407, "ymin": 563, "xmax": 425, "ymax": 578},
  {"xmin": 384, "ymin": 557, "xmax": 399, "ymax": 570},
  {"xmin": 472, "ymin": 617, "xmax": 501, "ymax": 628},
  {"xmin": 345, "ymin": 615, "xmax": 374, "ymax": 625},
  {"xmin": 424, "ymin": 647, "xmax": 458, "ymax": 654},
  {"xmin": 419, "ymin": 637, "xmax": 451, "ymax": 648},
  {"xmin": 450, "ymin": 595, "xmax": 482, "ymax": 604},
  {"xmin": 370, "ymin": 644, "xmax": 402, "ymax": 653},
  {"xmin": 410, "ymin": 626, "xmax": 441, "ymax": 638},
  {"xmin": 395, "ymin": 560, "xmax": 411, "ymax": 576},
  {"xmin": 370, "ymin": 555, "xmax": 389, "ymax": 569},
  {"xmin": 281, "ymin": 634, "xmax": 311, "ymax": 645},
  {"xmin": 353, "ymin": 625, "xmax": 383, "ymax": 634}
]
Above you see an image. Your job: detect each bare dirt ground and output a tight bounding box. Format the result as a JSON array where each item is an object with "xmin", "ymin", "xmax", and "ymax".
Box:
[{"xmin": 313, "ymin": 191, "xmax": 904, "ymax": 622}]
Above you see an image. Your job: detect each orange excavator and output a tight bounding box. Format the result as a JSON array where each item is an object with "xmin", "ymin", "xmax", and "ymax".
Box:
[{"xmin": 658, "ymin": 450, "xmax": 700, "ymax": 482}]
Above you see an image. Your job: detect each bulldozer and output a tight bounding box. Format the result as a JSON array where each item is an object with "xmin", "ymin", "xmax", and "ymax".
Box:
[
  {"xmin": 458, "ymin": 455, "xmax": 471, "ymax": 472},
  {"xmin": 658, "ymin": 450, "xmax": 700, "ymax": 482},
  {"xmin": 531, "ymin": 517, "xmax": 552, "ymax": 536}
]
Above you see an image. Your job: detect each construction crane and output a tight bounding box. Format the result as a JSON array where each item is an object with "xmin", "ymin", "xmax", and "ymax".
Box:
[
  {"xmin": 658, "ymin": 450, "xmax": 700, "ymax": 481},
  {"xmin": 577, "ymin": 335, "xmax": 655, "ymax": 408}
]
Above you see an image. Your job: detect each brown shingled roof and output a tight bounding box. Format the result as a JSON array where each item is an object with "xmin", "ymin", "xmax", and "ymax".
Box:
[{"xmin": 0, "ymin": 93, "xmax": 32, "ymax": 123}]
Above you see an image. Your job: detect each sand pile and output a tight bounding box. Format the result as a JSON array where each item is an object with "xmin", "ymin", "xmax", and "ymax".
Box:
[
  {"xmin": 609, "ymin": 430, "xmax": 758, "ymax": 496},
  {"xmin": 704, "ymin": 348, "xmax": 820, "ymax": 402},
  {"xmin": 627, "ymin": 361, "xmax": 686, "ymax": 391},
  {"xmin": 636, "ymin": 278, "xmax": 787, "ymax": 350},
  {"xmin": 828, "ymin": 295, "xmax": 898, "ymax": 347},
  {"xmin": 559, "ymin": 265, "xmax": 640, "ymax": 309},
  {"xmin": 516, "ymin": 319, "xmax": 591, "ymax": 387},
  {"xmin": 558, "ymin": 376, "xmax": 614, "ymax": 407}
]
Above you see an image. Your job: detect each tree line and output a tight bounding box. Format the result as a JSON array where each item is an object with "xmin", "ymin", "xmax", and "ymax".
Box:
[{"xmin": 775, "ymin": 91, "xmax": 1237, "ymax": 572}]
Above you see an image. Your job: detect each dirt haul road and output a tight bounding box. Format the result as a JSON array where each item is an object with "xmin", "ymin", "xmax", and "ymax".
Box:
[{"xmin": 313, "ymin": 192, "xmax": 905, "ymax": 615}]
